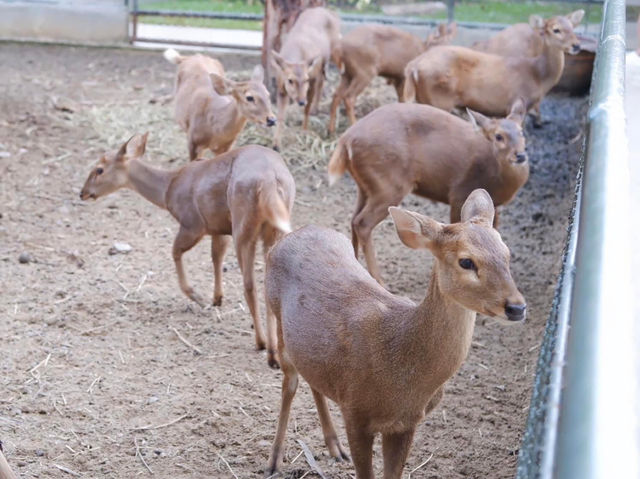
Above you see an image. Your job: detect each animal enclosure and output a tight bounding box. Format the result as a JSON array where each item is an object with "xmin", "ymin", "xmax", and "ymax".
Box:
[{"xmin": 0, "ymin": 43, "xmax": 585, "ymax": 478}]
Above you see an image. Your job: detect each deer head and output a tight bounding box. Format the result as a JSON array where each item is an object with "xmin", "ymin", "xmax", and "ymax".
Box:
[
  {"xmin": 424, "ymin": 22, "xmax": 457, "ymax": 49},
  {"xmin": 531, "ymin": 10, "xmax": 583, "ymax": 55},
  {"xmin": 389, "ymin": 189, "xmax": 526, "ymax": 322},
  {"xmin": 210, "ymin": 65, "xmax": 276, "ymax": 127},
  {"xmin": 467, "ymin": 98, "xmax": 528, "ymax": 165},
  {"xmin": 271, "ymin": 50, "xmax": 323, "ymax": 106},
  {"xmin": 80, "ymin": 133, "xmax": 148, "ymax": 200}
]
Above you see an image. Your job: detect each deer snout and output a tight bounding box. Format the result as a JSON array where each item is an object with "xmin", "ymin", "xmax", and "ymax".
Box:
[
  {"xmin": 516, "ymin": 153, "xmax": 527, "ymax": 164},
  {"xmin": 570, "ymin": 43, "xmax": 581, "ymax": 54},
  {"xmin": 266, "ymin": 116, "xmax": 276, "ymax": 127},
  {"xmin": 298, "ymin": 100, "xmax": 306, "ymax": 106},
  {"xmin": 505, "ymin": 302, "xmax": 526, "ymax": 322}
]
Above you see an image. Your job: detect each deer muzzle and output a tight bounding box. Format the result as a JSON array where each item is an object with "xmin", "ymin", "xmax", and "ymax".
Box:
[{"xmin": 505, "ymin": 303, "xmax": 526, "ymax": 322}]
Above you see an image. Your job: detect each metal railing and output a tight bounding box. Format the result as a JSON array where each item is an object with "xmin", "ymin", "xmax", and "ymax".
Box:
[{"xmin": 517, "ymin": 0, "xmax": 639, "ymax": 477}]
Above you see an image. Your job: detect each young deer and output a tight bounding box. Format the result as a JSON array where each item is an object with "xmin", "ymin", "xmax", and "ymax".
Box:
[
  {"xmin": 163, "ymin": 49, "xmax": 276, "ymax": 160},
  {"xmin": 328, "ymin": 100, "xmax": 528, "ymax": 284},
  {"xmin": 328, "ymin": 22, "xmax": 456, "ymax": 134},
  {"xmin": 403, "ymin": 12, "xmax": 581, "ymax": 126},
  {"xmin": 271, "ymin": 7, "xmax": 341, "ymax": 150},
  {"xmin": 472, "ymin": 10, "xmax": 584, "ymax": 58},
  {"xmin": 264, "ymin": 189, "xmax": 526, "ymax": 478},
  {"xmin": 80, "ymin": 134, "xmax": 295, "ymax": 367}
]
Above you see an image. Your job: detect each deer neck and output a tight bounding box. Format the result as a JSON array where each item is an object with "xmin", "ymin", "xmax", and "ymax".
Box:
[
  {"xmin": 399, "ymin": 267, "xmax": 476, "ymax": 386},
  {"xmin": 126, "ymin": 158, "xmax": 175, "ymax": 209},
  {"xmin": 213, "ymin": 97, "xmax": 246, "ymax": 141},
  {"xmin": 533, "ymin": 39, "xmax": 565, "ymax": 90}
]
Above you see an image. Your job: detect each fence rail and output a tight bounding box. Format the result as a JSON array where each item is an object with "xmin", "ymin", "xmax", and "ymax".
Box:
[{"xmin": 517, "ymin": 0, "xmax": 639, "ymax": 477}]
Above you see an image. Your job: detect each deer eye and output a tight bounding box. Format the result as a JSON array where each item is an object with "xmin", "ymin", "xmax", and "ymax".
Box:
[
  {"xmin": 459, "ymin": 258, "xmax": 476, "ymax": 271},
  {"xmin": 495, "ymin": 133, "xmax": 504, "ymax": 142},
  {"xmin": 246, "ymin": 95, "xmax": 255, "ymax": 102},
  {"xmin": 96, "ymin": 167, "xmax": 104, "ymax": 175},
  {"xmin": 553, "ymin": 28, "xmax": 561, "ymax": 34},
  {"xmin": 288, "ymin": 79, "xmax": 294, "ymax": 85}
]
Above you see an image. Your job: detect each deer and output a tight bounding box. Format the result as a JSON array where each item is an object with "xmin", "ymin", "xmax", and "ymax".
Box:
[
  {"xmin": 0, "ymin": 444, "xmax": 17, "ymax": 479},
  {"xmin": 328, "ymin": 22, "xmax": 457, "ymax": 134},
  {"xmin": 402, "ymin": 11, "xmax": 582, "ymax": 127},
  {"xmin": 472, "ymin": 10, "xmax": 584, "ymax": 58},
  {"xmin": 270, "ymin": 6, "xmax": 341, "ymax": 150},
  {"xmin": 264, "ymin": 189, "xmax": 526, "ymax": 478},
  {"xmin": 79, "ymin": 134, "xmax": 295, "ymax": 368},
  {"xmin": 328, "ymin": 100, "xmax": 528, "ymax": 284},
  {"xmin": 163, "ymin": 48, "xmax": 276, "ymax": 160}
]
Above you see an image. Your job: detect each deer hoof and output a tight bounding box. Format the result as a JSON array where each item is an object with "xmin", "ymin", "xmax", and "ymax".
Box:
[
  {"xmin": 213, "ymin": 296, "xmax": 223, "ymax": 307},
  {"xmin": 267, "ymin": 351, "xmax": 280, "ymax": 369}
]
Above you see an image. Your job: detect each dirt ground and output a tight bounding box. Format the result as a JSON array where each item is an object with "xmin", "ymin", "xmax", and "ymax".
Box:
[{"xmin": 0, "ymin": 43, "xmax": 585, "ymax": 478}]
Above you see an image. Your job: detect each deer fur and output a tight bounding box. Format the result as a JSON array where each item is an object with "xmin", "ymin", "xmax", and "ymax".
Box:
[
  {"xmin": 472, "ymin": 10, "xmax": 584, "ymax": 58},
  {"xmin": 328, "ymin": 100, "xmax": 528, "ymax": 284},
  {"xmin": 271, "ymin": 7, "xmax": 341, "ymax": 150},
  {"xmin": 0, "ymin": 448, "xmax": 17, "ymax": 479},
  {"xmin": 164, "ymin": 49, "xmax": 276, "ymax": 160},
  {"xmin": 264, "ymin": 189, "xmax": 526, "ymax": 478},
  {"xmin": 403, "ymin": 12, "xmax": 582, "ymax": 125},
  {"xmin": 328, "ymin": 22, "xmax": 456, "ymax": 134},
  {"xmin": 80, "ymin": 134, "xmax": 295, "ymax": 368}
]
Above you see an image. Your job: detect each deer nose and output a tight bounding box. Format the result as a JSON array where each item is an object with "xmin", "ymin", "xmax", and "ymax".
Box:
[
  {"xmin": 298, "ymin": 100, "xmax": 306, "ymax": 106},
  {"xmin": 516, "ymin": 153, "xmax": 527, "ymax": 163},
  {"xmin": 266, "ymin": 116, "xmax": 276, "ymax": 127},
  {"xmin": 505, "ymin": 303, "xmax": 526, "ymax": 322},
  {"xmin": 571, "ymin": 43, "xmax": 580, "ymax": 54}
]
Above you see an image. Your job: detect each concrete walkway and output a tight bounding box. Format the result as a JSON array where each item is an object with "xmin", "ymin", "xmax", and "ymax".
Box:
[{"xmin": 135, "ymin": 23, "xmax": 262, "ymax": 53}]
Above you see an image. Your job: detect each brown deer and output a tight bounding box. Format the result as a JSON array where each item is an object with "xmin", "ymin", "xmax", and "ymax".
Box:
[
  {"xmin": 163, "ymin": 49, "xmax": 276, "ymax": 160},
  {"xmin": 80, "ymin": 134, "xmax": 295, "ymax": 368},
  {"xmin": 264, "ymin": 189, "xmax": 526, "ymax": 478},
  {"xmin": 472, "ymin": 10, "xmax": 584, "ymax": 58},
  {"xmin": 271, "ymin": 6, "xmax": 341, "ymax": 150},
  {"xmin": 328, "ymin": 100, "xmax": 528, "ymax": 284},
  {"xmin": 328, "ymin": 22, "xmax": 456, "ymax": 134},
  {"xmin": 403, "ymin": 12, "xmax": 581, "ymax": 126}
]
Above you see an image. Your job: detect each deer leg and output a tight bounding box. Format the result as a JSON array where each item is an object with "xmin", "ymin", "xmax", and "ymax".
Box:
[
  {"xmin": 351, "ymin": 188, "xmax": 367, "ymax": 259},
  {"xmin": 265, "ymin": 349, "xmax": 299, "ymax": 477},
  {"xmin": 530, "ymin": 101, "xmax": 543, "ymax": 128},
  {"xmin": 173, "ymin": 227, "xmax": 205, "ymax": 307},
  {"xmin": 188, "ymin": 139, "xmax": 199, "ymax": 161},
  {"xmin": 392, "ymin": 78, "xmax": 405, "ymax": 102},
  {"xmin": 311, "ymin": 388, "xmax": 350, "ymax": 462},
  {"xmin": 274, "ymin": 90, "xmax": 288, "ymax": 151},
  {"xmin": 262, "ymin": 226, "xmax": 281, "ymax": 368},
  {"xmin": 381, "ymin": 427, "xmax": 416, "ymax": 479},
  {"xmin": 211, "ymin": 234, "xmax": 231, "ymax": 306},
  {"xmin": 353, "ymin": 197, "xmax": 400, "ymax": 284},
  {"xmin": 235, "ymin": 234, "xmax": 266, "ymax": 350},
  {"xmin": 329, "ymin": 75, "xmax": 349, "ymax": 134},
  {"xmin": 343, "ymin": 71, "xmax": 374, "ymax": 125},
  {"xmin": 310, "ymin": 72, "xmax": 324, "ymax": 115},
  {"xmin": 302, "ymin": 80, "xmax": 315, "ymax": 130},
  {"xmin": 424, "ymin": 387, "xmax": 444, "ymax": 416},
  {"xmin": 344, "ymin": 416, "xmax": 375, "ymax": 479}
]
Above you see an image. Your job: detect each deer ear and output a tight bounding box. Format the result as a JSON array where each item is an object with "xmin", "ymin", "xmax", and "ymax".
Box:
[
  {"xmin": 447, "ymin": 22, "xmax": 457, "ymax": 38},
  {"xmin": 124, "ymin": 133, "xmax": 148, "ymax": 159},
  {"xmin": 389, "ymin": 207, "xmax": 442, "ymax": 250},
  {"xmin": 507, "ymin": 98, "xmax": 526, "ymax": 125},
  {"xmin": 566, "ymin": 9, "xmax": 584, "ymax": 27},
  {"xmin": 308, "ymin": 56, "xmax": 324, "ymax": 78},
  {"xmin": 250, "ymin": 64, "xmax": 264, "ymax": 83},
  {"xmin": 467, "ymin": 108, "xmax": 491, "ymax": 132},
  {"xmin": 460, "ymin": 189, "xmax": 495, "ymax": 225},
  {"xmin": 210, "ymin": 73, "xmax": 235, "ymax": 96},
  {"xmin": 529, "ymin": 15, "xmax": 544, "ymax": 29}
]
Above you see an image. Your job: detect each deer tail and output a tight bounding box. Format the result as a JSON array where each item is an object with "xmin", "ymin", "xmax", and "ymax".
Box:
[
  {"xmin": 163, "ymin": 48, "xmax": 184, "ymax": 65},
  {"xmin": 328, "ymin": 139, "xmax": 351, "ymax": 186},
  {"xmin": 260, "ymin": 184, "xmax": 292, "ymax": 234}
]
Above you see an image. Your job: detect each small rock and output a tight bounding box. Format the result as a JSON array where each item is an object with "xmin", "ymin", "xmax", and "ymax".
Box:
[
  {"xmin": 148, "ymin": 396, "xmax": 159, "ymax": 404},
  {"xmin": 35, "ymin": 449, "xmax": 46, "ymax": 457},
  {"xmin": 52, "ymin": 96, "xmax": 80, "ymax": 113},
  {"xmin": 108, "ymin": 242, "xmax": 132, "ymax": 255},
  {"xmin": 0, "ymin": 151, "xmax": 10, "ymax": 159},
  {"xmin": 19, "ymin": 252, "xmax": 32, "ymax": 264}
]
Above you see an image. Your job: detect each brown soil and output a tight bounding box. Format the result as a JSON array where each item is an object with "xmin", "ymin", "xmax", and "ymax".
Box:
[{"xmin": 0, "ymin": 43, "xmax": 585, "ymax": 479}]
